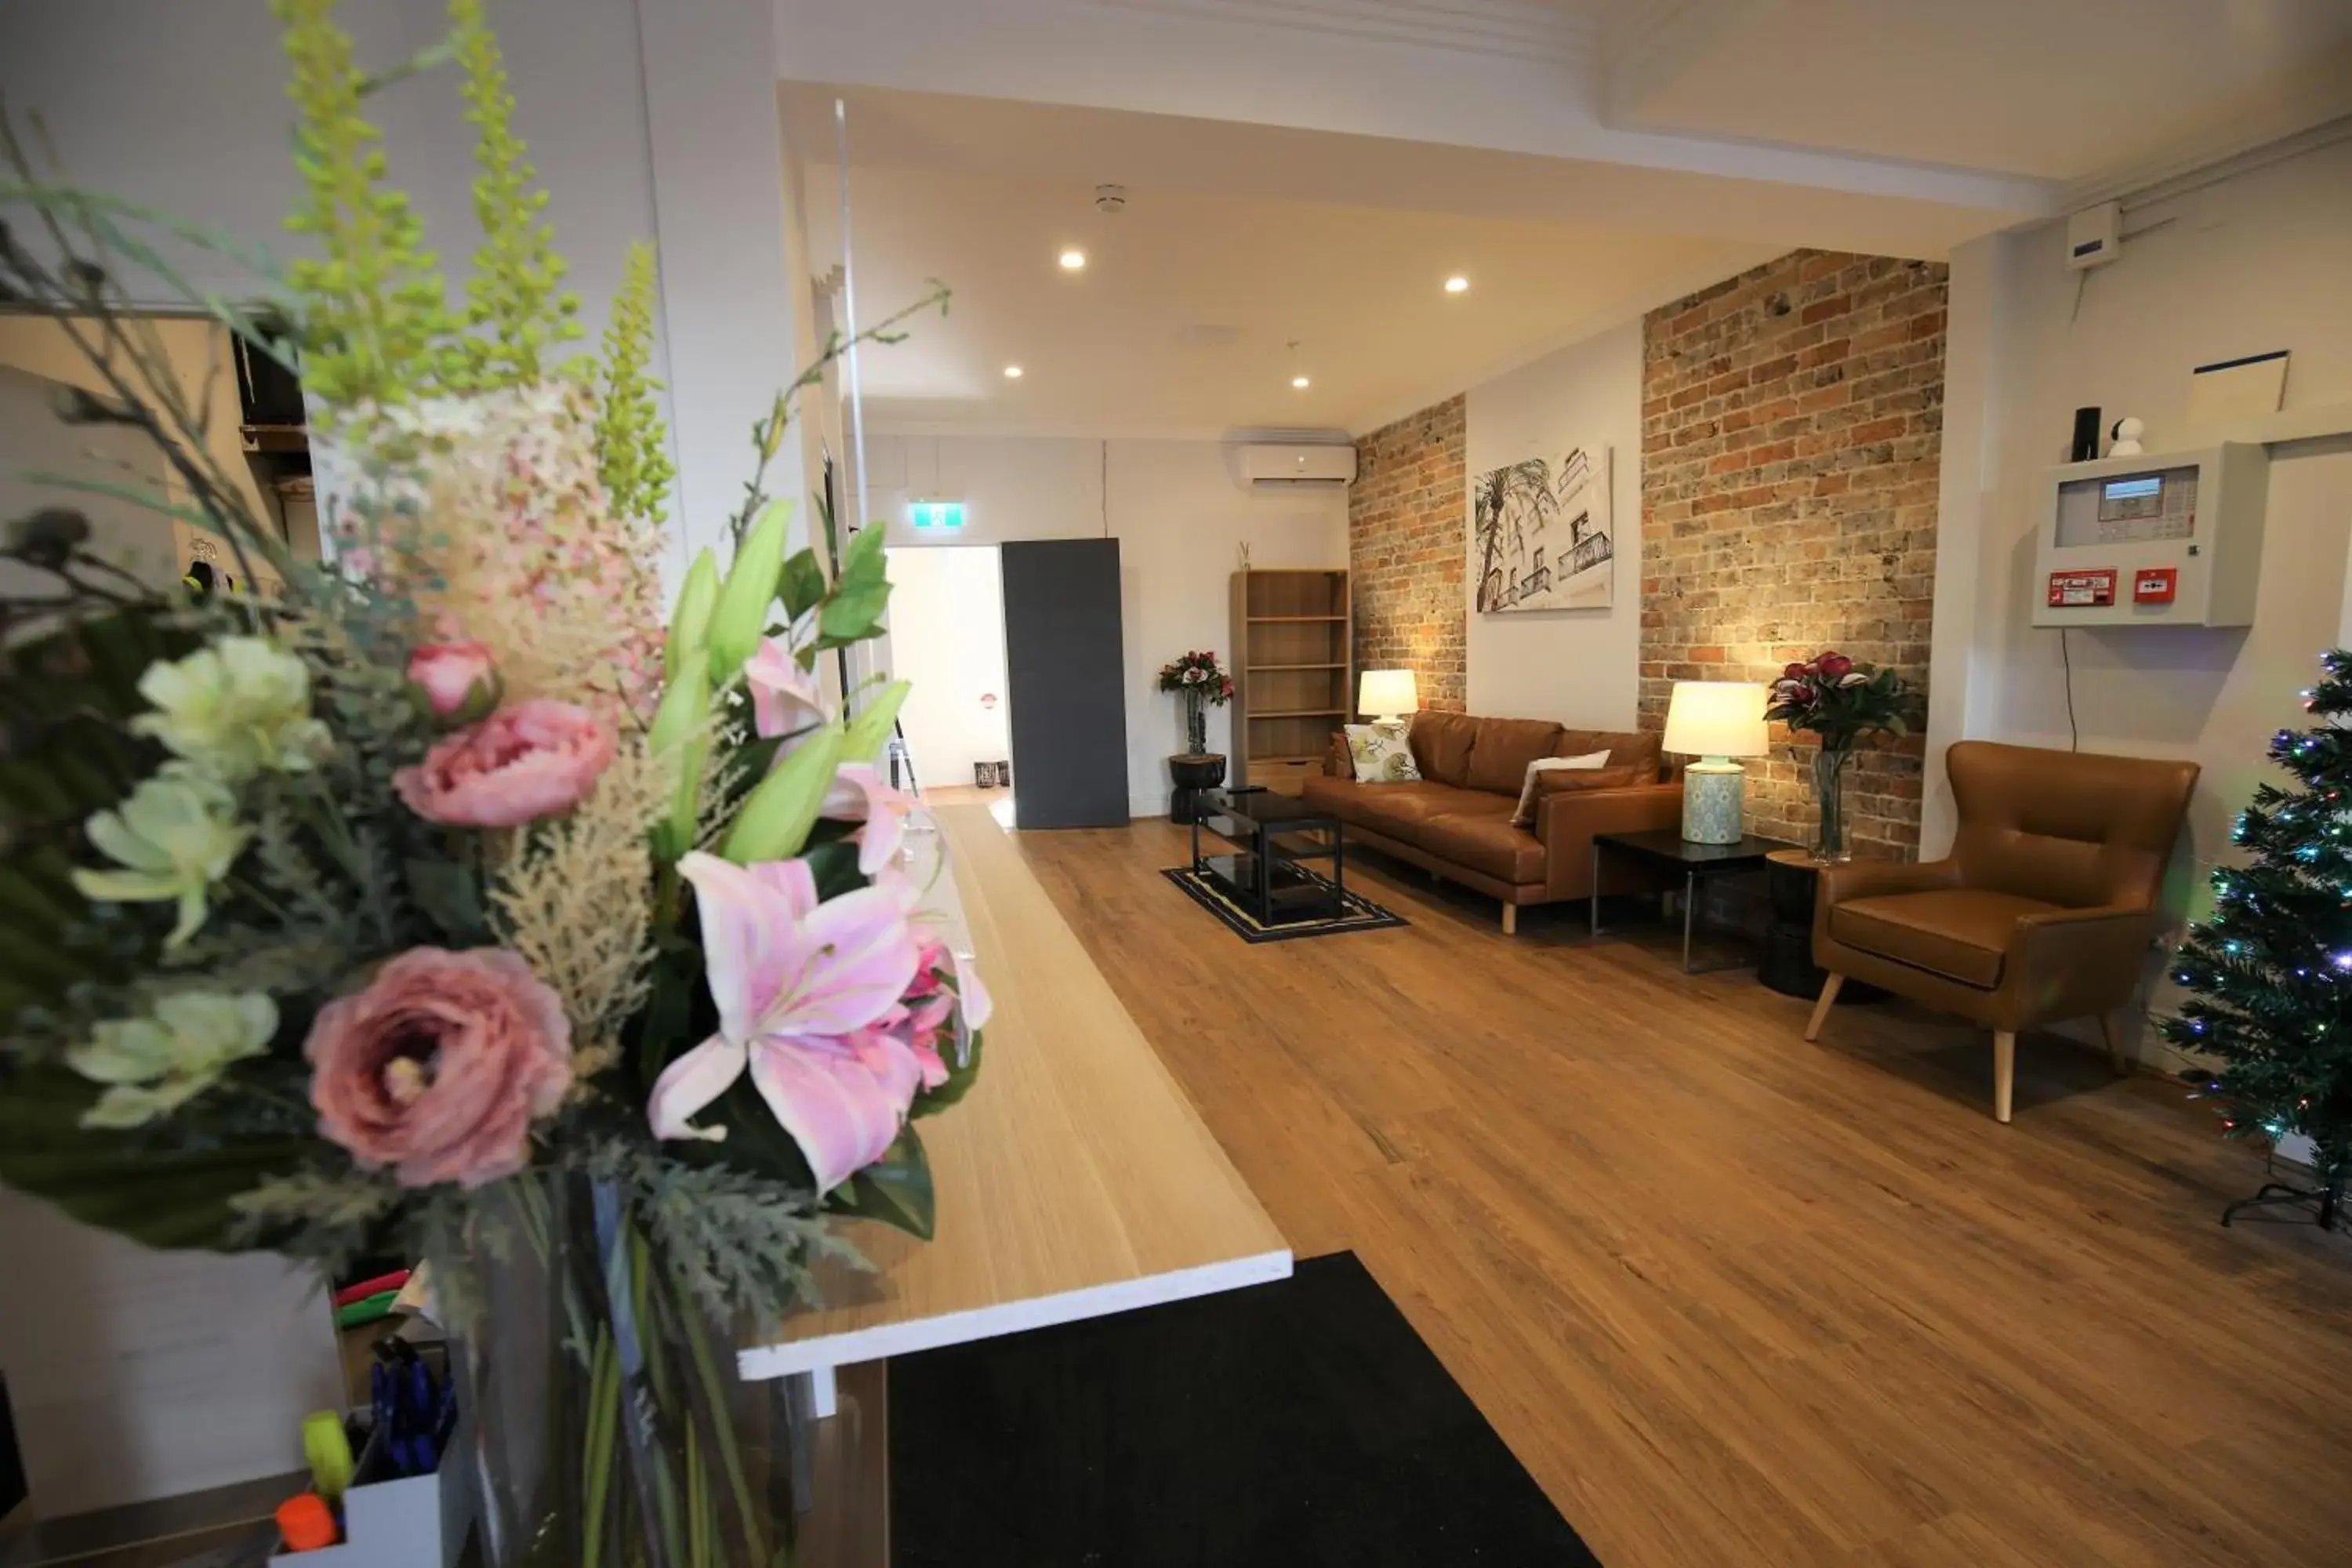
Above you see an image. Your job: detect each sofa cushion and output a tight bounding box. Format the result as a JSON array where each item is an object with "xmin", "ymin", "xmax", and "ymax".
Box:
[
  {"xmin": 1829, "ymin": 888, "xmax": 2061, "ymax": 989},
  {"xmin": 1414, "ymin": 812, "xmax": 1546, "ymax": 884},
  {"xmin": 1410, "ymin": 712, "xmax": 1478, "ymax": 786},
  {"xmin": 1467, "ymin": 717, "xmax": 1566, "ymax": 794},
  {"xmin": 1301, "ymin": 777, "xmax": 1497, "ymax": 836},
  {"xmin": 1343, "ymin": 724, "xmax": 1421, "ymax": 782},
  {"xmin": 1556, "ymin": 728, "xmax": 1664, "ymax": 781}
]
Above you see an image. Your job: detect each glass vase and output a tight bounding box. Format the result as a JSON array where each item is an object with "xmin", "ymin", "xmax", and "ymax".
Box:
[
  {"xmin": 431, "ymin": 1172, "xmax": 802, "ymax": 1568},
  {"xmin": 1184, "ymin": 692, "xmax": 1207, "ymax": 756},
  {"xmin": 1809, "ymin": 746, "xmax": 1856, "ymax": 864}
]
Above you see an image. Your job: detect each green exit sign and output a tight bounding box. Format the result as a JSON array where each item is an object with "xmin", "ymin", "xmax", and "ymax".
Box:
[{"xmin": 910, "ymin": 500, "xmax": 966, "ymax": 531}]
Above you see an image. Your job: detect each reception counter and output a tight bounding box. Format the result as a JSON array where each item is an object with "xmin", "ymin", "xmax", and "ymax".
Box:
[{"xmin": 736, "ymin": 804, "xmax": 1290, "ymax": 1558}]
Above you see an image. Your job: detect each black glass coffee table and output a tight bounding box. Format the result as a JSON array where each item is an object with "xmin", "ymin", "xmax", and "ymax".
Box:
[
  {"xmin": 1189, "ymin": 788, "xmax": 1346, "ymax": 928},
  {"xmin": 1591, "ymin": 827, "xmax": 1801, "ymax": 973}
]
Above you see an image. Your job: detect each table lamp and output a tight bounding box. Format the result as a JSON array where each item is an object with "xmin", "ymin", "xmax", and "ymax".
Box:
[
  {"xmin": 1663, "ymin": 681, "xmax": 1768, "ymax": 844},
  {"xmin": 1358, "ymin": 669, "xmax": 1419, "ymax": 731}
]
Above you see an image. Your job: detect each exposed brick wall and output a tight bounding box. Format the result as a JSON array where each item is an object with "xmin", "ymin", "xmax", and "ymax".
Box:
[
  {"xmin": 1640, "ymin": 250, "xmax": 1947, "ymax": 858},
  {"xmin": 1350, "ymin": 395, "xmax": 1467, "ymax": 713}
]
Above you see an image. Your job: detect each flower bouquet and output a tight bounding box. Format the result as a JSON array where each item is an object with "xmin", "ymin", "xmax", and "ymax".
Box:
[
  {"xmin": 0, "ymin": 2, "xmax": 975, "ymax": 1562},
  {"xmin": 1156, "ymin": 649, "xmax": 1235, "ymax": 756},
  {"xmin": 1765, "ymin": 651, "xmax": 1918, "ymax": 862}
]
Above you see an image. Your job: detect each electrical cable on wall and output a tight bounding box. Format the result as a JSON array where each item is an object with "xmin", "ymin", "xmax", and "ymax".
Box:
[{"xmin": 2060, "ymin": 627, "xmax": 2080, "ymax": 751}]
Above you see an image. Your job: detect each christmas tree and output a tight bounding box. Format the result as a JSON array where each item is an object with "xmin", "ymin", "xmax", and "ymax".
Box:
[{"xmin": 2159, "ymin": 650, "xmax": 2352, "ymax": 1229}]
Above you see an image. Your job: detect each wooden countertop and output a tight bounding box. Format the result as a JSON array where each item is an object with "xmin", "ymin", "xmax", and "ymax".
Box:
[{"xmin": 735, "ymin": 805, "xmax": 1290, "ymax": 1379}]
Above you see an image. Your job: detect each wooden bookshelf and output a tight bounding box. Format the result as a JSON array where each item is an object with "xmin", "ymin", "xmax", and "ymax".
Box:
[{"xmin": 1229, "ymin": 569, "xmax": 1351, "ymax": 795}]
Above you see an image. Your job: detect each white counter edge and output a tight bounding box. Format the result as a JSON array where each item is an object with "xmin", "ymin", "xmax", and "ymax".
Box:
[{"xmin": 733, "ymin": 1247, "xmax": 1296, "ymax": 1381}]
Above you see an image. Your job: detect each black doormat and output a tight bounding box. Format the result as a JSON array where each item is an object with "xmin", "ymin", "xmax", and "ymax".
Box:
[
  {"xmin": 1160, "ymin": 865, "xmax": 1409, "ymax": 942},
  {"xmin": 889, "ymin": 1250, "xmax": 1601, "ymax": 1567}
]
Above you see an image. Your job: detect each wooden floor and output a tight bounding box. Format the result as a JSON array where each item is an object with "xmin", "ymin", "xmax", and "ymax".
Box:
[{"xmin": 1007, "ymin": 818, "xmax": 2352, "ymax": 1568}]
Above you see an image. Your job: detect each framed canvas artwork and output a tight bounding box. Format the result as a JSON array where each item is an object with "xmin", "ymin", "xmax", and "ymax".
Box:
[{"xmin": 1472, "ymin": 443, "xmax": 1613, "ymax": 613}]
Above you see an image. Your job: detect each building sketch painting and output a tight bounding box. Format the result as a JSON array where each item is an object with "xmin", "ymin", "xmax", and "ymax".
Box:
[{"xmin": 1472, "ymin": 444, "xmax": 1613, "ymax": 613}]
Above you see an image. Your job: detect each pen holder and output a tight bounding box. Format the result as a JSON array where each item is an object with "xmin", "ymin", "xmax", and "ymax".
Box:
[{"xmin": 268, "ymin": 1405, "xmax": 474, "ymax": 1566}]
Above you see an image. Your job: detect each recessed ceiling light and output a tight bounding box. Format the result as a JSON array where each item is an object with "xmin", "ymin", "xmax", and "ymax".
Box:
[
  {"xmin": 1444, "ymin": 274, "xmax": 1470, "ymax": 294},
  {"xmin": 1059, "ymin": 249, "xmax": 1087, "ymax": 270},
  {"xmin": 1004, "ymin": 365, "xmax": 1024, "ymax": 379},
  {"xmin": 1291, "ymin": 375, "xmax": 1311, "ymax": 390}
]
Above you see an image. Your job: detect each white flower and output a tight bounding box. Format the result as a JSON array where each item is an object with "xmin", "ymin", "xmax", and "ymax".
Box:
[
  {"xmin": 132, "ymin": 636, "xmax": 331, "ymax": 782},
  {"xmin": 67, "ymin": 991, "xmax": 277, "ymax": 1128},
  {"xmin": 72, "ymin": 771, "xmax": 252, "ymax": 948},
  {"xmin": 1838, "ymin": 672, "xmax": 1869, "ymax": 688}
]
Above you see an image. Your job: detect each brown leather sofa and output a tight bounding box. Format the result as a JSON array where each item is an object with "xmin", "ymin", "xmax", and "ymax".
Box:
[
  {"xmin": 1301, "ymin": 711, "xmax": 1682, "ymax": 933},
  {"xmin": 1805, "ymin": 739, "xmax": 2199, "ymax": 1123}
]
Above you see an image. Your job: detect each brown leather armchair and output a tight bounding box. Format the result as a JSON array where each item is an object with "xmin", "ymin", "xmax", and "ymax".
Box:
[{"xmin": 1805, "ymin": 739, "xmax": 2199, "ymax": 1123}]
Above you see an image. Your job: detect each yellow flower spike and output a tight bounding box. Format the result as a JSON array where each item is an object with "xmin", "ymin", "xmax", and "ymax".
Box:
[
  {"xmin": 449, "ymin": 0, "xmax": 579, "ymax": 389},
  {"xmin": 720, "ymin": 728, "xmax": 844, "ymax": 866},
  {"xmin": 595, "ymin": 242, "xmax": 675, "ymax": 525},
  {"xmin": 648, "ymin": 649, "xmax": 711, "ymax": 863},
  {"xmin": 704, "ymin": 500, "xmax": 789, "ymax": 687},
  {"xmin": 664, "ymin": 549, "xmax": 720, "ymax": 684}
]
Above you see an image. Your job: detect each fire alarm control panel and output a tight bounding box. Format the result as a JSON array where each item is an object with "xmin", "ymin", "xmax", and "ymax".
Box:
[{"xmin": 2031, "ymin": 443, "xmax": 2267, "ymax": 628}]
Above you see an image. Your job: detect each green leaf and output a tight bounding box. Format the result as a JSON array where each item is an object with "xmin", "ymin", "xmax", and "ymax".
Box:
[
  {"xmin": 825, "ymin": 1124, "xmax": 935, "ymax": 1240},
  {"xmin": 404, "ymin": 857, "xmax": 485, "ymax": 939},
  {"xmin": 842, "ymin": 681, "xmax": 909, "ymax": 764},
  {"xmin": 648, "ymin": 649, "xmax": 712, "ymax": 862},
  {"xmin": 719, "ymin": 729, "xmax": 844, "ymax": 864},
  {"xmin": 815, "ymin": 523, "xmax": 891, "ymax": 645},
  {"xmin": 779, "ymin": 549, "xmax": 827, "ymax": 622},
  {"xmin": 664, "ymin": 549, "xmax": 720, "ymax": 683},
  {"xmin": 912, "ymin": 1029, "xmax": 982, "ymax": 1119},
  {"xmin": 706, "ymin": 501, "xmax": 790, "ymax": 683},
  {"xmin": 0, "ymin": 1066, "xmax": 310, "ymax": 1251}
]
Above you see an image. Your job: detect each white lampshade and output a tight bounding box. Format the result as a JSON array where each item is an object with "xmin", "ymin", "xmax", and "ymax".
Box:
[
  {"xmin": 1663, "ymin": 681, "xmax": 1768, "ymax": 759},
  {"xmin": 1358, "ymin": 669, "xmax": 1420, "ymax": 721}
]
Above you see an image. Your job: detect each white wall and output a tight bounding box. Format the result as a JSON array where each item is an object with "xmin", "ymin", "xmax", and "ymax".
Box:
[
  {"xmin": 1462, "ymin": 319, "xmax": 1644, "ymax": 728},
  {"xmin": 1926, "ymin": 133, "xmax": 2352, "ymax": 1073},
  {"xmin": 866, "ymin": 434, "xmax": 1348, "ymax": 815},
  {"xmin": 885, "ymin": 546, "xmax": 1012, "ymax": 786},
  {"xmin": 1, "ymin": 0, "xmax": 808, "ymax": 578}
]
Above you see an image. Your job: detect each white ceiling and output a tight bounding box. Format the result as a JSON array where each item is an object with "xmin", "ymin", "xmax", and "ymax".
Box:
[
  {"xmin": 1604, "ymin": 0, "xmax": 2352, "ymax": 183},
  {"xmin": 775, "ymin": 0, "xmax": 2352, "ymax": 437}
]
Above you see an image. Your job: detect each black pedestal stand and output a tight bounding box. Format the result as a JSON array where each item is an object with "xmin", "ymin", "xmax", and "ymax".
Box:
[{"xmin": 1167, "ymin": 753, "xmax": 1228, "ymax": 825}]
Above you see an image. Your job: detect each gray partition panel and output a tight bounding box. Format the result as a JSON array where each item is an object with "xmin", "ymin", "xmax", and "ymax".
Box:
[{"xmin": 1000, "ymin": 539, "xmax": 1131, "ymax": 828}]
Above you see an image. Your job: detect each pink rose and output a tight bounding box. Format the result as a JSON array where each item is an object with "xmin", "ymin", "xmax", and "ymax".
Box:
[
  {"xmin": 407, "ymin": 640, "xmax": 498, "ymax": 720},
  {"xmin": 394, "ymin": 699, "xmax": 615, "ymax": 826},
  {"xmin": 305, "ymin": 947, "xmax": 572, "ymax": 1188}
]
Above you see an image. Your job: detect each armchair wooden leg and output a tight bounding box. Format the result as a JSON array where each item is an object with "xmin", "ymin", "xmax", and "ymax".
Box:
[
  {"xmin": 1501, "ymin": 903, "xmax": 1518, "ymax": 936},
  {"xmin": 2097, "ymin": 1012, "xmax": 2129, "ymax": 1075},
  {"xmin": 1803, "ymin": 973, "xmax": 1845, "ymax": 1041},
  {"xmin": 1992, "ymin": 1030, "xmax": 2016, "ymax": 1123}
]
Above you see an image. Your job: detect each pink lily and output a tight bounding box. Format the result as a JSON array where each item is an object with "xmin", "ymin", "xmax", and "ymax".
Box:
[
  {"xmin": 648, "ymin": 851, "xmax": 924, "ymax": 1193},
  {"xmin": 874, "ymin": 866, "xmax": 996, "ymax": 1033},
  {"xmin": 822, "ymin": 762, "xmax": 926, "ymax": 875},
  {"xmin": 745, "ymin": 637, "xmax": 829, "ymax": 740}
]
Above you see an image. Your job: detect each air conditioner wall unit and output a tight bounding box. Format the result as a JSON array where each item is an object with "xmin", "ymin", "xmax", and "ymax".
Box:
[{"xmin": 1239, "ymin": 442, "xmax": 1356, "ymax": 488}]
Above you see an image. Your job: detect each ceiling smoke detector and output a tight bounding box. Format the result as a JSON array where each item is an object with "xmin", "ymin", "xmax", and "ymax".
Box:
[{"xmin": 1094, "ymin": 183, "xmax": 1127, "ymax": 215}]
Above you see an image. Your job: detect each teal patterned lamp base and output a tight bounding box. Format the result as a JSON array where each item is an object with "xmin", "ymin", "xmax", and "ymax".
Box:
[{"xmin": 1681, "ymin": 760, "xmax": 1746, "ymax": 844}]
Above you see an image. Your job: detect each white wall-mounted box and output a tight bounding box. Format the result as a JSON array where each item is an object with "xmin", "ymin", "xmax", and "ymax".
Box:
[{"xmin": 2031, "ymin": 443, "xmax": 2268, "ymax": 628}]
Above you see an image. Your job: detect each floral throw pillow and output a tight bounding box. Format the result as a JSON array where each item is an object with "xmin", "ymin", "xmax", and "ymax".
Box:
[{"xmin": 1345, "ymin": 724, "xmax": 1422, "ymax": 783}]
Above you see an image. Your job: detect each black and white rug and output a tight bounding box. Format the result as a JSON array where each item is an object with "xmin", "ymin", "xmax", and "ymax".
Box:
[
  {"xmin": 1160, "ymin": 865, "xmax": 1409, "ymax": 943},
  {"xmin": 890, "ymin": 1250, "xmax": 1601, "ymax": 1566}
]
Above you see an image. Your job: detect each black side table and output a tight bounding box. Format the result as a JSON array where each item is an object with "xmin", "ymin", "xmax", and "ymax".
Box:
[
  {"xmin": 1759, "ymin": 848, "xmax": 1881, "ymax": 1003},
  {"xmin": 1167, "ymin": 753, "xmax": 1227, "ymax": 824},
  {"xmin": 1591, "ymin": 828, "xmax": 1801, "ymax": 974}
]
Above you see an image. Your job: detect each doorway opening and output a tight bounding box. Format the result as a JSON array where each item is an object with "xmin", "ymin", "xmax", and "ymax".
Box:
[{"xmin": 884, "ymin": 545, "xmax": 1014, "ymax": 826}]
